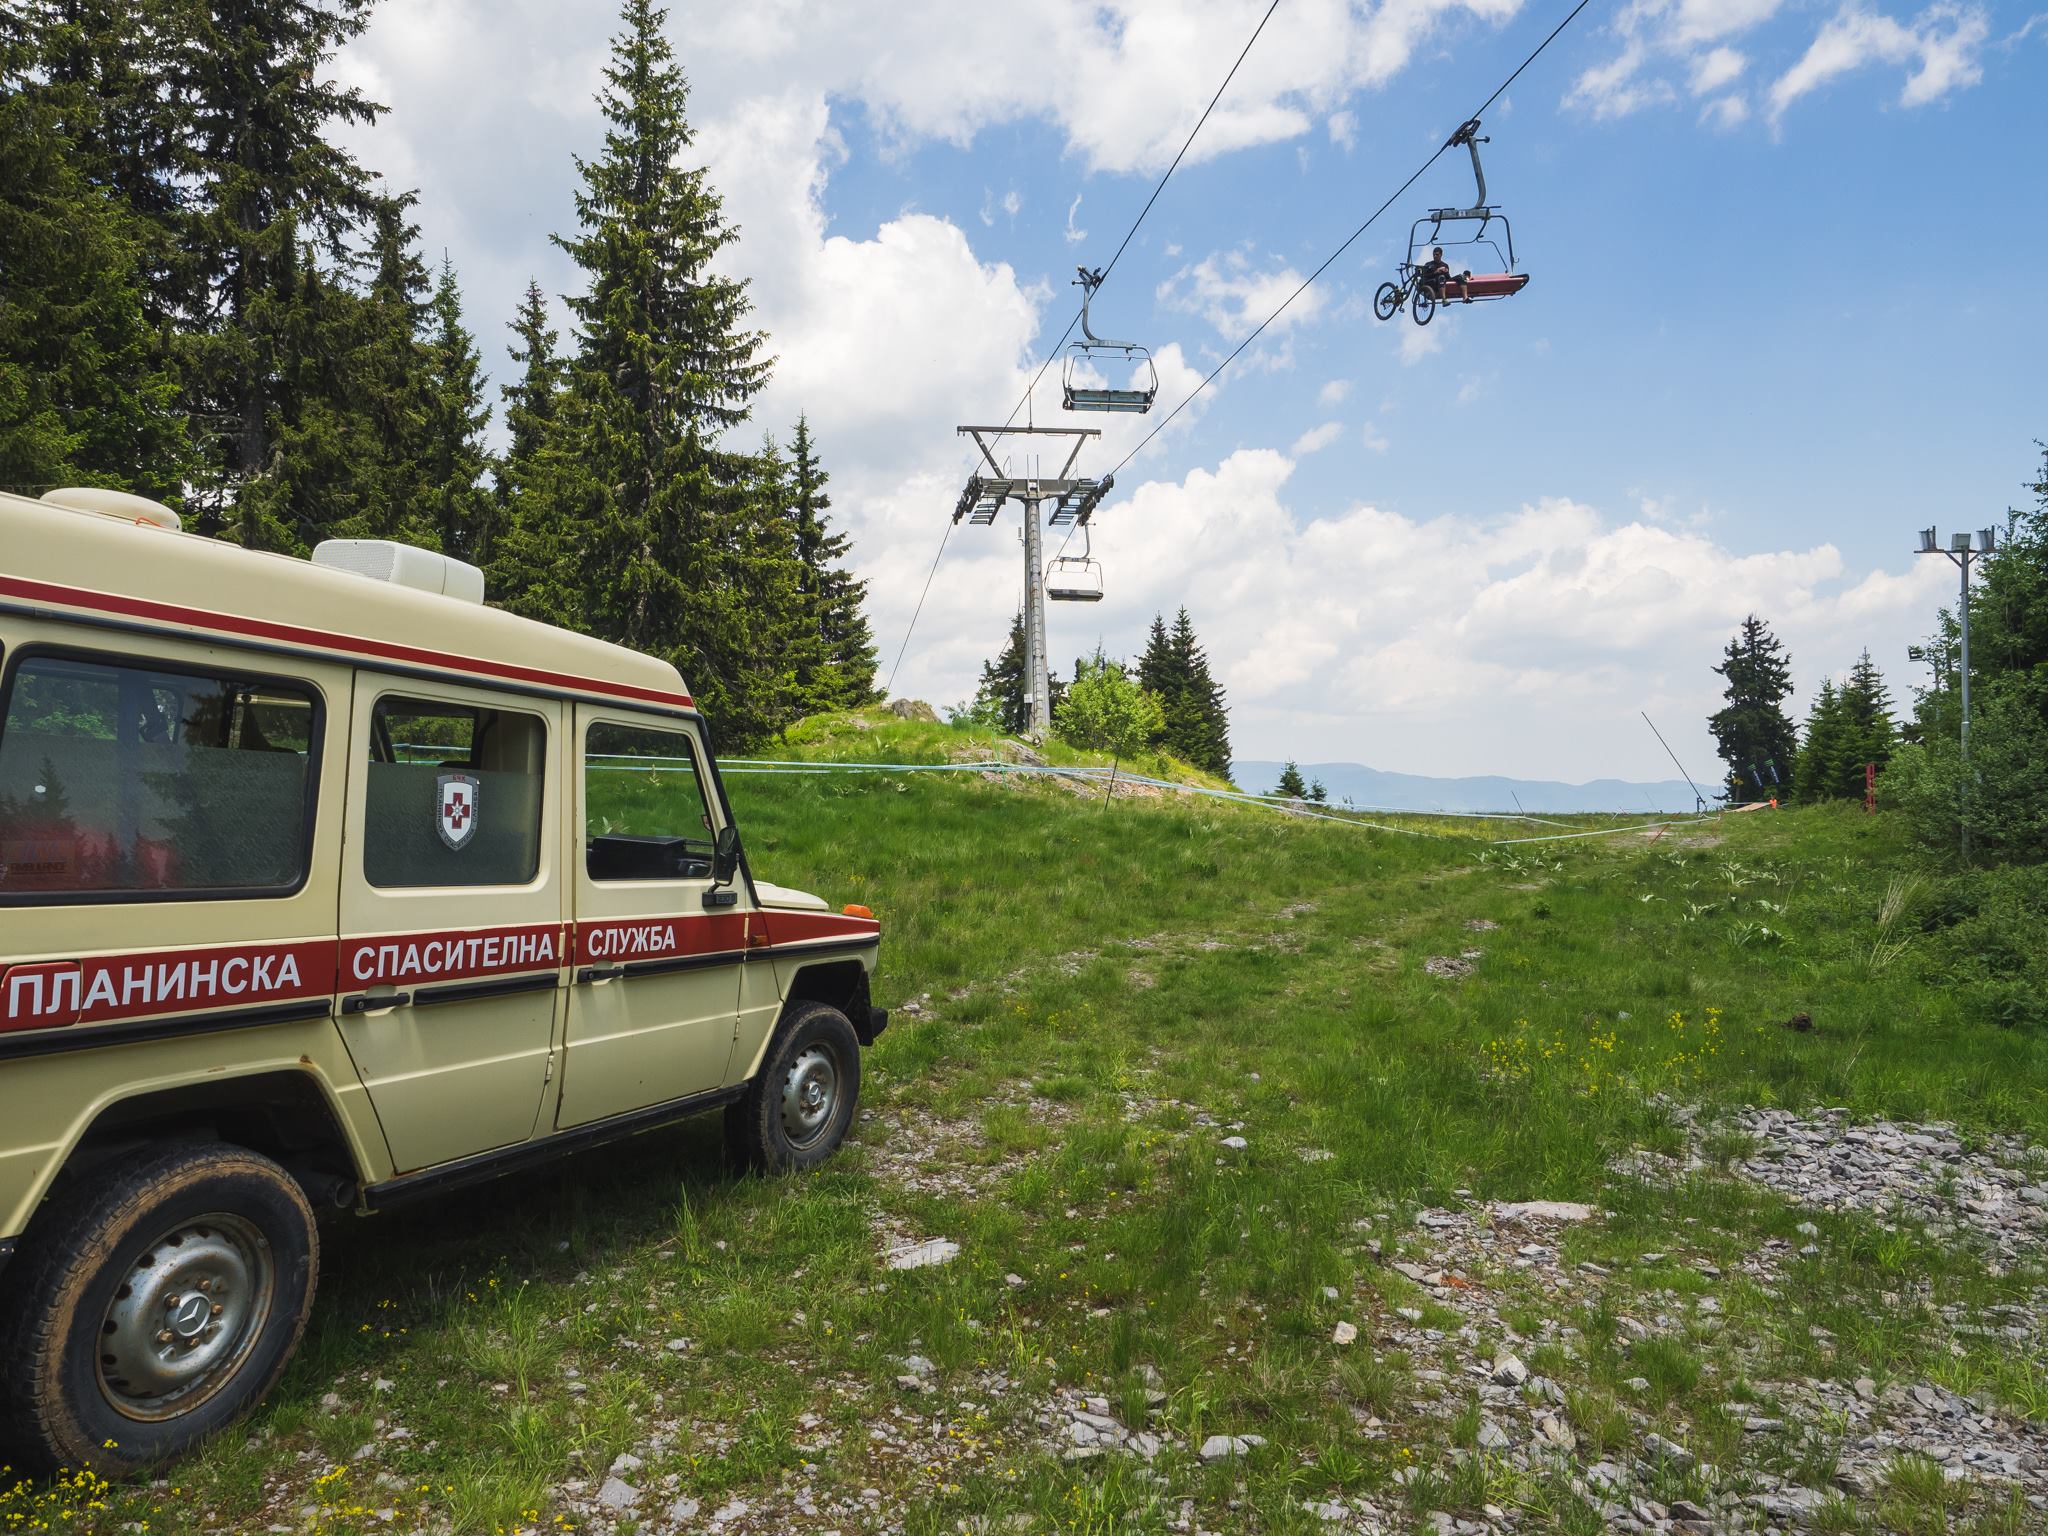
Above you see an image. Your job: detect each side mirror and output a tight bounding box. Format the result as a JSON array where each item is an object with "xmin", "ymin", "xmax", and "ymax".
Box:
[{"xmin": 711, "ymin": 824, "xmax": 740, "ymax": 887}]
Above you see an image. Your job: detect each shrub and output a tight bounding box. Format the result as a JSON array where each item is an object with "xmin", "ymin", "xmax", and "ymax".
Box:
[
  {"xmin": 1885, "ymin": 673, "xmax": 2048, "ymax": 862},
  {"xmin": 1054, "ymin": 650, "xmax": 1165, "ymax": 760},
  {"xmin": 1917, "ymin": 863, "xmax": 2048, "ymax": 1029}
]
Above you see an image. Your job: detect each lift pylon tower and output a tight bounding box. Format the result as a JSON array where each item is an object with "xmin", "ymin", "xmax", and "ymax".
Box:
[{"xmin": 953, "ymin": 424, "xmax": 1114, "ymax": 739}]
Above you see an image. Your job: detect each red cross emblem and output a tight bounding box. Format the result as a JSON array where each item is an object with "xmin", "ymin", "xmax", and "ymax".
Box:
[{"xmin": 435, "ymin": 773, "xmax": 481, "ymax": 850}]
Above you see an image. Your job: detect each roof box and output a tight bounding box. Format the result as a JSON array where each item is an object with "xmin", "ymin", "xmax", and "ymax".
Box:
[
  {"xmin": 311, "ymin": 539, "xmax": 485, "ymax": 604},
  {"xmin": 41, "ymin": 487, "xmax": 182, "ymax": 531}
]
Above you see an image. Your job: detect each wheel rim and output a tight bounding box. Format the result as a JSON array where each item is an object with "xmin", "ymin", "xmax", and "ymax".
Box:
[
  {"xmin": 97, "ymin": 1213, "xmax": 275, "ymax": 1422},
  {"xmin": 780, "ymin": 1043, "xmax": 843, "ymax": 1149}
]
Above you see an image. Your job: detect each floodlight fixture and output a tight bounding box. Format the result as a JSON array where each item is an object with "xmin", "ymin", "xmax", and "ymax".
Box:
[
  {"xmin": 1917, "ymin": 527, "xmax": 1938, "ymax": 553},
  {"xmin": 1979, "ymin": 527, "xmax": 1998, "ymax": 554}
]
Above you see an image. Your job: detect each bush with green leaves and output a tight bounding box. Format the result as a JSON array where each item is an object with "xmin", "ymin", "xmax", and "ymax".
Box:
[
  {"xmin": 1916, "ymin": 861, "xmax": 2048, "ymax": 1029},
  {"xmin": 1053, "ymin": 650, "xmax": 1164, "ymax": 760},
  {"xmin": 1887, "ymin": 672, "xmax": 2048, "ymax": 861}
]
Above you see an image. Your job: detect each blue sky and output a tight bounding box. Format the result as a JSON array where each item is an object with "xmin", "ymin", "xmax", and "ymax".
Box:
[{"xmin": 338, "ymin": 0, "xmax": 2046, "ymax": 781}]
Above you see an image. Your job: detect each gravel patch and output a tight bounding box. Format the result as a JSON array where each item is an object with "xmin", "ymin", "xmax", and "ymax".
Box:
[{"xmin": 1620, "ymin": 1101, "xmax": 2048, "ymax": 1260}]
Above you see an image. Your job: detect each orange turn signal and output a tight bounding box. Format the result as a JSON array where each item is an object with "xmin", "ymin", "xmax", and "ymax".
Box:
[{"xmin": 842, "ymin": 904, "xmax": 874, "ymax": 919}]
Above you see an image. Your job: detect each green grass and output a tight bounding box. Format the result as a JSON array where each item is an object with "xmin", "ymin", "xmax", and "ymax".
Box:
[{"xmin": 8, "ymin": 713, "xmax": 2046, "ymax": 1533}]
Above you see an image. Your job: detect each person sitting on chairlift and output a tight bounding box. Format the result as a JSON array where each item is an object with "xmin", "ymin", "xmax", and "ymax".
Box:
[{"xmin": 1418, "ymin": 247, "xmax": 1473, "ymax": 303}]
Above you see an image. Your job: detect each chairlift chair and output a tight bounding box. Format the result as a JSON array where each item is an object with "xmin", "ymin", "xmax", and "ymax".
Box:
[
  {"xmin": 1373, "ymin": 120, "xmax": 1531, "ymax": 328},
  {"xmin": 1062, "ymin": 267, "xmax": 1158, "ymax": 413},
  {"xmin": 1046, "ymin": 527, "xmax": 1104, "ymax": 602}
]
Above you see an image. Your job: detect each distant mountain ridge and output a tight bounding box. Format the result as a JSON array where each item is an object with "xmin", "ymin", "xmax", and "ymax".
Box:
[{"xmin": 1232, "ymin": 760, "xmax": 1704, "ymax": 814}]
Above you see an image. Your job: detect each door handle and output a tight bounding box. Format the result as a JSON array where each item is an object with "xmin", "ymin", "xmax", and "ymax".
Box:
[
  {"xmin": 575, "ymin": 965, "xmax": 626, "ymax": 985},
  {"xmin": 341, "ymin": 991, "xmax": 412, "ymax": 1016}
]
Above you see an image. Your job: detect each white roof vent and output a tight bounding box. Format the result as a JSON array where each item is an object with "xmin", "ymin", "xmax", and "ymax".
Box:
[
  {"xmin": 311, "ymin": 539, "xmax": 486, "ymax": 604},
  {"xmin": 42, "ymin": 486, "xmax": 181, "ymax": 531}
]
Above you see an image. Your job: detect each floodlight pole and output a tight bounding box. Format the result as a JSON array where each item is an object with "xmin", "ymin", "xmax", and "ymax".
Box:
[{"xmin": 1916, "ymin": 525, "xmax": 1997, "ymax": 857}]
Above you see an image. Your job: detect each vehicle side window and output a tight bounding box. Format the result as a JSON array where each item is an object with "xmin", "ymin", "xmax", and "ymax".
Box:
[
  {"xmin": 0, "ymin": 652, "xmax": 317, "ymax": 899},
  {"xmin": 365, "ymin": 696, "xmax": 545, "ymax": 889},
  {"xmin": 584, "ymin": 721, "xmax": 716, "ymax": 882}
]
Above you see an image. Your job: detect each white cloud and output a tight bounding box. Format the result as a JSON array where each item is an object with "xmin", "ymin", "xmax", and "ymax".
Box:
[
  {"xmin": 978, "ymin": 186, "xmax": 1022, "ymax": 225},
  {"xmin": 1570, "ymin": 0, "xmax": 1986, "ymax": 128},
  {"xmin": 1158, "ymin": 249, "xmax": 1322, "ymax": 340},
  {"xmin": 1327, "ymin": 109, "xmax": 1357, "ymax": 150},
  {"xmin": 1319, "ymin": 378, "xmax": 1355, "ymax": 406},
  {"xmin": 1565, "ymin": 40, "xmax": 1679, "ymax": 118},
  {"xmin": 1291, "ymin": 421, "xmax": 1345, "ymax": 455},
  {"xmin": 1361, "ymin": 420, "xmax": 1390, "ymax": 454},
  {"xmin": 1397, "ymin": 321, "xmax": 1445, "ymax": 365},
  {"xmin": 1063, "ymin": 193, "xmax": 1087, "ymax": 246},
  {"xmin": 1089, "ymin": 452, "xmax": 1954, "ymax": 777},
  {"xmin": 1689, "ymin": 45, "xmax": 1748, "ymax": 91},
  {"xmin": 1671, "ymin": 0, "xmax": 1784, "ymax": 44},
  {"xmin": 1700, "ymin": 92, "xmax": 1751, "ymax": 126},
  {"xmin": 1769, "ymin": 2, "xmax": 1988, "ymax": 120}
]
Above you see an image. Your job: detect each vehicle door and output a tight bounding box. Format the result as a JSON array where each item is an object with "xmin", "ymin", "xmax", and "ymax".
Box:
[
  {"xmin": 336, "ymin": 679, "xmax": 564, "ymax": 1172},
  {"xmin": 561, "ymin": 709, "xmax": 743, "ymax": 1128}
]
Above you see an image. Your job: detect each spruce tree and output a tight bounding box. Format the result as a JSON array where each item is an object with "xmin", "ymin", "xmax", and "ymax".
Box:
[
  {"xmin": 971, "ymin": 611, "xmax": 1065, "ymax": 734},
  {"xmin": 169, "ymin": 0, "xmax": 387, "ymax": 546},
  {"xmin": 1137, "ymin": 615, "xmax": 1174, "ymax": 702},
  {"xmin": 341, "ymin": 192, "xmax": 433, "ymax": 543},
  {"xmin": 544, "ymin": 0, "xmax": 775, "ymax": 741},
  {"xmin": 497, "ymin": 279, "xmax": 559, "ymax": 504},
  {"xmin": 1708, "ymin": 615, "xmax": 1798, "ymax": 800},
  {"xmin": 1792, "ymin": 679, "xmax": 1847, "ymax": 803},
  {"xmin": 0, "ymin": 5, "xmax": 191, "ymax": 498},
  {"xmin": 1275, "ymin": 761, "xmax": 1308, "ymax": 798},
  {"xmin": 1168, "ymin": 608, "xmax": 1232, "ymax": 778},
  {"xmin": 1135, "ymin": 608, "xmax": 1233, "ymax": 779},
  {"xmin": 785, "ymin": 416, "xmax": 879, "ymax": 713},
  {"xmin": 418, "ymin": 257, "xmax": 494, "ymax": 563},
  {"xmin": 28, "ymin": 0, "xmax": 186, "ymax": 325},
  {"xmin": 1841, "ymin": 649, "xmax": 1896, "ymax": 786},
  {"xmin": 489, "ymin": 279, "xmax": 574, "ymax": 622}
]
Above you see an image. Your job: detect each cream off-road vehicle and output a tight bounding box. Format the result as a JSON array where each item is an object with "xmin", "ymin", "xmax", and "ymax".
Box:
[{"xmin": 0, "ymin": 487, "xmax": 886, "ymax": 1473}]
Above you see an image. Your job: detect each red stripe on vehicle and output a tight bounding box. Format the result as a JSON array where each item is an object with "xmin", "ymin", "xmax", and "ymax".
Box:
[
  {"xmin": 2, "ymin": 940, "xmax": 336, "ymax": 1032},
  {"xmin": 2, "ymin": 909, "xmax": 877, "ymax": 1037},
  {"xmin": 342, "ymin": 922, "xmax": 565, "ymax": 988},
  {"xmin": 755, "ymin": 910, "xmax": 882, "ymax": 947},
  {"xmin": 576, "ymin": 913, "xmax": 751, "ymax": 965},
  {"xmin": 0, "ymin": 574, "xmax": 694, "ymax": 709}
]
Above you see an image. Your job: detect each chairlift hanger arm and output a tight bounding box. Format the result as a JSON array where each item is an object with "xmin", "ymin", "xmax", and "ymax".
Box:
[{"xmin": 1448, "ymin": 117, "xmax": 1490, "ymax": 209}]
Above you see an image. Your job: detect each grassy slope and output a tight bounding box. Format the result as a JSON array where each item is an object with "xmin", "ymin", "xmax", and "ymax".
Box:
[{"xmin": 12, "ymin": 717, "xmax": 2048, "ymax": 1534}]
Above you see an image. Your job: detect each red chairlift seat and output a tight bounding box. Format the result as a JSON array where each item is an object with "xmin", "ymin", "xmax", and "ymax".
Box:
[{"xmin": 1441, "ymin": 272, "xmax": 1529, "ymax": 301}]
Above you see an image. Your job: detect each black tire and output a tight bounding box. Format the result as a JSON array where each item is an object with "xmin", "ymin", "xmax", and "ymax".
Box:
[
  {"xmin": 0, "ymin": 1143, "xmax": 317, "ymax": 1477},
  {"xmin": 724, "ymin": 1002, "xmax": 862, "ymax": 1173},
  {"xmin": 1373, "ymin": 281, "xmax": 1403, "ymax": 322},
  {"xmin": 1412, "ymin": 287, "xmax": 1437, "ymax": 325}
]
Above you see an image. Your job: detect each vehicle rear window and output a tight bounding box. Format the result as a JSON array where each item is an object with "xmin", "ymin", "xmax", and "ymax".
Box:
[
  {"xmin": 365, "ymin": 696, "xmax": 545, "ymax": 888},
  {"xmin": 0, "ymin": 653, "xmax": 317, "ymax": 899},
  {"xmin": 584, "ymin": 721, "xmax": 715, "ymax": 881}
]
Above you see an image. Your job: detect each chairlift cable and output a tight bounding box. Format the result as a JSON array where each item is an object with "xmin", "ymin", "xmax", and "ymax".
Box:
[
  {"xmin": 1098, "ymin": 0, "xmax": 1596, "ymax": 487},
  {"xmin": 883, "ymin": 520, "xmax": 954, "ymax": 696},
  {"xmin": 995, "ymin": 0, "xmax": 1285, "ymax": 437},
  {"xmin": 882, "ymin": 0, "xmax": 1285, "ymax": 693}
]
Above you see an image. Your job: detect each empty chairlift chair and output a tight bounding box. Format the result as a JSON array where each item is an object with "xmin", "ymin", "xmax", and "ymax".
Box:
[
  {"xmin": 1046, "ymin": 528, "xmax": 1104, "ymax": 602},
  {"xmin": 1062, "ymin": 267, "xmax": 1158, "ymax": 414}
]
